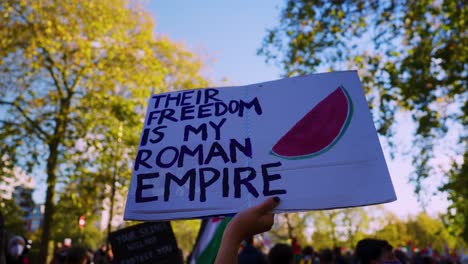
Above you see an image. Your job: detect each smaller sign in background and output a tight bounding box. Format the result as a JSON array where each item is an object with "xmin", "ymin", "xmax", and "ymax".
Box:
[{"xmin": 109, "ymin": 222, "xmax": 182, "ymax": 264}]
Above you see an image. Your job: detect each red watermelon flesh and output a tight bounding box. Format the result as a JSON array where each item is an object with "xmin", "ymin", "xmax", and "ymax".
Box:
[{"xmin": 271, "ymin": 85, "xmax": 353, "ymax": 159}]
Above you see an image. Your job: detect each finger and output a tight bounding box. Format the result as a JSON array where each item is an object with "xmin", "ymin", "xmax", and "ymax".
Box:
[
  {"xmin": 258, "ymin": 213, "xmax": 275, "ymax": 231},
  {"xmin": 254, "ymin": 196, "xmax": 280, "ymax": 215}
]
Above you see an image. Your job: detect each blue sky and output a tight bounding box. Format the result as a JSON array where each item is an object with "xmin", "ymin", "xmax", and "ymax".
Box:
[
  {"xmin": 146, "ymin": 0, "xmax": 449, "ymax": 218},
  {"xmin": 148, "ymin": 0, "xmax": 283, "ymax": 85}
]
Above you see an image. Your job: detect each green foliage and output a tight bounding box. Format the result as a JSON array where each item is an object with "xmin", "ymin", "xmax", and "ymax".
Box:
[
  {"xmin": 260, "ymin": 0, "xmax": 467, "ymax": 242},
  {"xmin": 52, "ymin": 184, "xmax": 105, "ymax": 249},
  {"xmin": 269, "ymin": 208, "xmax": 370, "ymax": 250},
  {"xmin": 372, "ymin": 211, "xmax": 411, "ymax": 249},
  {"xmin": 284, "ymin": 208, "xmax": 464, "ymax": 250},
  {"xmin": 171, "ymin": 220, "xmax": 202, "ymax": 257},
  {"xmin": 375, "ymin": 212, "xmax": 464, "ymax": 251},
  {"xmin": 440, "ymin": 151, "xmax": 468, "ymax": 242},
  {"xmin": 25, "ymin": 228, "xmax": 42, "ymax": 263},
  {"xmin": 310, "ymin": 208, "xmax": 369, "ymax": 250},
  {"xmin": 0, "ymin": 198, "xmax": 26, "ymax": 236},
  {"xmin": 0, "ymin": 0, "xmax": 208, "ymax": 261},
  {"xmin": 269, "ymin": 213, "xmax": 312, "ymax": 245},
  {"xmin": 272, "ymin": 208, "xmax": 464, "ymax": 251}
]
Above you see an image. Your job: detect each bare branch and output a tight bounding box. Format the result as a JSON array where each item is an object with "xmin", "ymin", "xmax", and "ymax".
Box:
[
  {"xmin": 43, "ymin": 53, "xmax": 65, "ymax": 99},
  {"xmin": 0, "ymin": 117, "xmax": 48, "ymax": 141},
  {"xmin": 0, "ymin": 120, "xmax": 22, "ymax": 127},
  {"xmin": 0, "ymin": 100, "xmax": 14, "ymax": 105},
  {"xmin": 69, "ymin": 66, "xmax": 87, "ymax": 93},
  {"xmin": 11, "ymin": 3, "xmax": 31, "ymax": 25},
  {"xmin": 12, "ymin": 102, "xmax": 50, "ymax": 140}
]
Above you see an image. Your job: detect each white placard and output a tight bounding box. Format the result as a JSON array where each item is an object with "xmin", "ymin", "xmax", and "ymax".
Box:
[{"xmin": 124, "ymin": 71, "xmax": 396, "ymax": 220}]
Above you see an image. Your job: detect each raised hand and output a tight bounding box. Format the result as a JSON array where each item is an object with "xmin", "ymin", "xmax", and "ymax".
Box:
[{"xmin": 215, "ymin": 197, "xmax": 280, "ymax": 264}]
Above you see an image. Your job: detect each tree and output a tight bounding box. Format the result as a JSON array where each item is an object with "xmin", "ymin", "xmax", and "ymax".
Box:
[
  {"xmin": 373, "ymin": 211, "xmax": 411, "ymax": 249},
  {"xmin": 405, "ymin": 213, "xmax": 451, "ymax": 252},
  {"xmin": 375, "ymin": 212, "xmax": 463, "ymax": 252},
  {"xmin": 0, "ymin": 0, "xmax": 208, "ymax": 262},
  {"xmin": 0, "ymin": 198, "xmax": 25, "ymax": 236},
  {"xmin": 52, "ymin": 187, "xmax": 105, "ymax": 249},
  {"xmin": 0, "ymin": 166, "xmax": 33, "ymax": 236},
  {"xmin": 171, "ymin": 220, "xmax": 202, "ymax": 257},
  {"xmin": 310, "ymin": 211, "xmax": 341, "ymax": 249},
  {"xmin": 441, "ymin": 151, "xmax": 468, "ymax": 241},
  {"xmin": 269, "ymin": 213, "xmax": 312, "ymax": 246},
  {"xmin": 259, "ymin": 0, "xmax": 467, "ymax": 242},
  {"xmin": 310, "ymin": 208, "xmax": 369, "ymax": 249}
]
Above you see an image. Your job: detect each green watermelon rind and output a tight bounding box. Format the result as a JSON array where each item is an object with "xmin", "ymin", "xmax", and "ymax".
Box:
[{"xmin": 270, "ymin": 85, "xmax": 354, "ymax": 160}]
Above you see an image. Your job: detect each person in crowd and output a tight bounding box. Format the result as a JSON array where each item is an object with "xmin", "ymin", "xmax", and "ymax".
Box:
[
  {"xmin": 394, "ymin": 249, "xmax": 408, "ymax": 264},
  {"xmin": 64, "ymin": 247, "xmax": 88, "ymax": 264},
  {"xmin": 344, "ymin": 250, "xmax": 354, "ymax": 264},
  {"xmin": 106, "ymin": 246, "xmax": 113, "ymax": 262},
  {"xmin": 176, "ymin": 247, "xmax": 184, "ymax": 264},
  {"xmin": 334, "ymin": 247, "xmax": 347, "ymax": 264},
  {"xmin": 51, "ymin": 239, "xmax": 72, "ymax": 264},
  {"xmin": 461, "ymin": 255, "xmax": 468, "ymax": 264},
  {"xmin": 320, "ymin": 249, "xmax": 333, "ymax": 264},
  {"xmin": 292, "ymin": 237, "xmax": 302, "ymax": 260},
  {"xmin": 382, "ymin": 241, "xmax": 398, "ymax": 263},
  {"xmin": 268, "ymin": 243, "xmax": 293, "ymax": 264},
  {"xmin": 51, "ymin": 242, "xmax": 64, "ymax": 264},
  {"xmin": 212, "ymin": 196, "xmax": 465, "ymax": 264},
  {"xmin": 238, "ymin": 236, "xmax": 268, "ymax": 264},
  {"xmin": 422, "ymin": 255, "xmax": 434, "ymax": 264},
  {"xmin": 0, "ymin": 213, "xmax": 5, "ymax": 264},
  {"xmin": 354, "ymin": 238, "xmax": 396, "ymax": 264},
  {"xmin": 5, "ymin": 236, "xmax": 29, "ymax": 264},
  {"xmin": 300, "ymin": 246, "xmax": 317, "ymax": 264},
  {"xmin": 93, "ymin": 244, "xmax": 110, "ymax": 264}
]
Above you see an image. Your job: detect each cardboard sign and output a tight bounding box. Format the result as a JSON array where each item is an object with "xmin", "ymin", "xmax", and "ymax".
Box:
[
  {"xmin": 124, "ymin": 71, "xmax": 396, "ymax": 221},
  {"xmin": 108, "ymin": 222, "xmax": 181, "ymax": 264}
]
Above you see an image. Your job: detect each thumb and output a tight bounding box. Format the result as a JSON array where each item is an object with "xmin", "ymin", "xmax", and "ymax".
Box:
[{"xmin": 255, "ymin": 196, "xmax": 280, "ymax": 214}]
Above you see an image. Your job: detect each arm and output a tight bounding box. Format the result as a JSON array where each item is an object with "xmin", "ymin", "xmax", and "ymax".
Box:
[{"xmin": 214, "ymin": 197, "xmax": 280, "ymax": 264}]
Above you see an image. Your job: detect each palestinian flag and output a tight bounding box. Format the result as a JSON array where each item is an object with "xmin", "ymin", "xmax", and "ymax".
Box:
[{"xmin": 190, "ymin": 217, "xmax": 231, "ymax": 264}]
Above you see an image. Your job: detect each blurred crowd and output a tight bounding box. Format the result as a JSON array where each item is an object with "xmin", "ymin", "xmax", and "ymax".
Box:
[
  {"xmin": 49, "ymin": 242, "xmax": 112, "ymax": 264},
  {"xmin": 2, "ymin": 235, "xmax": 466, "ymax": 264},
  {"xmin": 1, "ymin": 211, "xmax": 466, "ymax": 264},
  {"xmin": 0, "ymin": 212, "xmax": 113, "ymax": 264},
  {"xmin": 0, "ymin": 235, "xmax": 113, "ymax": 264},
  {"xmin": 237, "ymin": 236, "xmax": 467, "ymax": 264}
]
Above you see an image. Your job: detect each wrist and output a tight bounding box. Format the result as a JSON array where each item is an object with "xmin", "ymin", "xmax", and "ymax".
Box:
[
  {"xmin": 223, "ymin": 223, "xmax": 244, "ymax": 246},
  {"xmin": 215, "ymin": 225, "xmax": 243, "ymax": 264}
]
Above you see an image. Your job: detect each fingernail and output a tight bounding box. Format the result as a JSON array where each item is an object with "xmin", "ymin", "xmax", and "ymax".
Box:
[{"xmin": 273, "ymin": 196, "xmax": 280, "ymax": 203}]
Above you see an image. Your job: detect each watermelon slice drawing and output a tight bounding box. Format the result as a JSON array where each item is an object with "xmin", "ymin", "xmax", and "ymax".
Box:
[{"xmin": 271, "ymin": 85, "xmax": 353, "ymax": 159}]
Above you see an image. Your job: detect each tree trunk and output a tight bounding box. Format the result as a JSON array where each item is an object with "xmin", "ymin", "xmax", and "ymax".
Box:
[
  {"xmin": 106, "ymin": 165, "xmax": 117, "ymax": 247},
  {"xmin": 285, "ymin": 213, "xmax": 294, "ymax": 241},
  {"xmin": 107, "ymin": 123, "xmax": 121, "ymax": 247},
  {"xmin": 0, "ymin": 213, "xmax": 6, "ymax": 264},
  {"xmin": 329, "ymin": 213, "xmax": 337, "ymax": 248},
  {"xmin": 38, "ymin": 94, "xmax": 72, "ymax": 263},
  {"xmin": 38, "ymin": 147, "xmax": 59, "ymax": 263}
]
